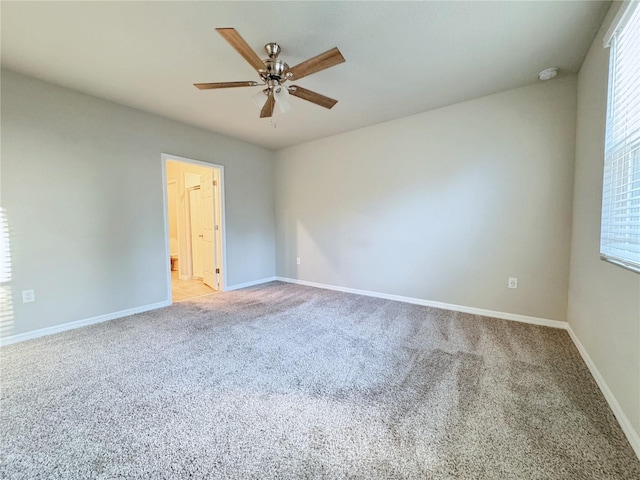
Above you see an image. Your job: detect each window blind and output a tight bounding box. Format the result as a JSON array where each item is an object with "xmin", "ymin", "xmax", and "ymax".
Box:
[{"xmin": 601, "ymin": 1, "xmax": 640, "ymax": 273}]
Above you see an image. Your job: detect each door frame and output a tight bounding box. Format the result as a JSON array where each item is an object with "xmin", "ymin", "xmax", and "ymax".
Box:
[{"xmin": 161, "ymin": 153, "xmax": 227, "ymax": 302}]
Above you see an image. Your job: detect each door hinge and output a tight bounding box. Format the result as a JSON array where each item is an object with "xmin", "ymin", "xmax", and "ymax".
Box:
[
  {"xmin": 215, "ymin": 225, "xmax": 219, "ymax": 231},
  {"xmin": 213, "ymin": 180, "xmax": 218, "ymax": 186},
  {"xmin": 215, "ymin": 268, "xmax": 220, "ymax": 274}
]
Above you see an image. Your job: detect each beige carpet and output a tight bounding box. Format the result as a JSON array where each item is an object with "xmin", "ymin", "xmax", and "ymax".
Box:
[{"xmin": 1, "ymin": 281, "xmax": 638, "ymax": 479}]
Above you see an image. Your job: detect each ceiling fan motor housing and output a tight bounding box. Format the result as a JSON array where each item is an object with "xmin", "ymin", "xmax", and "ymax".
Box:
[{"xmin": 262, "ymin": 62, "xmax": 288, "ymax": 84}]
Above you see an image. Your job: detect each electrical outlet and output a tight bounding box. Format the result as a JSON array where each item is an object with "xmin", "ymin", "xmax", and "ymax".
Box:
[
  {"xmin": 508, "ymin": 277, "xmax": 518, "ymax": 289},
  {"xmin": 296, "ymin": 257, "xmax": 301, "ymax": 265},
  {"xmin": 22, "ymin": 289, "xmax": 35, "ymax": 303}
]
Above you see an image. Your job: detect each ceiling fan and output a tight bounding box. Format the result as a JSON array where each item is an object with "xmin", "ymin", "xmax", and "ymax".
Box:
[{"xmin": 194, "ymin": 28, "xmax": 345, "ymax": 118}]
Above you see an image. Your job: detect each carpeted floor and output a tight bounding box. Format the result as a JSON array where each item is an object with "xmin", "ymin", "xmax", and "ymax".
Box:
[{"xmin": 1, "ymin": 281, "xmax": 639, "ymax": 479}]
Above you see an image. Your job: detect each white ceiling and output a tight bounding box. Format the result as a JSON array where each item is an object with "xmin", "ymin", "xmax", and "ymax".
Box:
[{"xmin": 1, "ymin": 1, "xmax": 610, "ymax": 150}]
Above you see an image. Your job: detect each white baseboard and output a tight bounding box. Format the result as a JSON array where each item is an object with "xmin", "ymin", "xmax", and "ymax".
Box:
[
  {"xmin": 275, "ymin": 276, "xmax": 566, "ymax": 329},
  {"xmin": 225, "ymin": 276, "xmax": 276, "ymax": 291},
  {"xmin": 0, "ymin": 300, "xmax": 171, "ymax": 346},
  {"xmin": 566, "ymin": 325, "xmax": 640, "ymax": 459}
]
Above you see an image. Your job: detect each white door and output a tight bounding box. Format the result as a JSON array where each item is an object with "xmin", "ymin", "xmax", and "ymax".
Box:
[
  {"xmin": 202, "ymin": 169, "xmax": 217, "ymax": 290},
  {"xmin": 189, "ymin": 188, "xmax": 204, "ymax": 278}
]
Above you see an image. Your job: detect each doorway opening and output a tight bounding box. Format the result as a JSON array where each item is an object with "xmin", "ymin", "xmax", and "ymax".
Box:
[{"xmin": 162, "ymin": 154, "xmax": 226, "ymax": 302}]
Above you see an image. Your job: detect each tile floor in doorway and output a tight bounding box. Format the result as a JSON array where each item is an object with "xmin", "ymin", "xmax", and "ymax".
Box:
[{"xmin": 171, "ymin": 271, "xmax": 216, "ymax": 302}]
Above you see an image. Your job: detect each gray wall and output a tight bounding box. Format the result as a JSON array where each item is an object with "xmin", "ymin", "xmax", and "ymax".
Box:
[
  {"xmin": 275, "ymin": 77, "xmax": 577, "ymax": 321},
  {"xmin": 1, "ymin": 69, "xmax": 275, "ymax": 337},
  {"xmin": 568, "ymin": 3, "xmax": 640, "ymax": 436}
]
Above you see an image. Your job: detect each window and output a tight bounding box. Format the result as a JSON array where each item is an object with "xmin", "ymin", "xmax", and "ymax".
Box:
[{"xmin": 601, "ymin": 1, "xmax": 640, "ymax": 273}]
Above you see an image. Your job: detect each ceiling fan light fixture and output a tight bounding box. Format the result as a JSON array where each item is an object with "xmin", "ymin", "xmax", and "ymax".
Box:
[
  {"xmin": 251, "ymin": 89, "xmax": 269, "ymax": 108},
  {"xmin": 273, "ymin": 84, "xmax": 291, "ymax": 114}
]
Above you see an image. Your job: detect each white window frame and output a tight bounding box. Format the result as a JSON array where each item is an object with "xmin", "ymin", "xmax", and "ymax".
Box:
[{"xmin": 600, "ymin": 0, "xmax": 640, "ymax": 274}]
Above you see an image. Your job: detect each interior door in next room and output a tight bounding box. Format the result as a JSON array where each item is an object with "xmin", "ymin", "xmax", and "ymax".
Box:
[
  {"xmin": 202, "ymin": 169, "xmax": 217, "ymax": 290},
  {"xmin": 189, "ymin": 187, "xmax": 204, "ymax": 278}
]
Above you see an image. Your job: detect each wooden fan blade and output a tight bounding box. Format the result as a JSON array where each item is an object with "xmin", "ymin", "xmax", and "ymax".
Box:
[
  {"xmin": 216, "ymin": 28, "xmax": 266, "ymax": 73},
  {"xmin": 194, "ymin": 81, "xmax": 259, "ymax": 89},
  {"xmin": 286, "ymin": 47, "xmax": 345, "ymax": 80},
  {"xmin": 260, "ymin": 92, "xmax": 275, "ymax": 118},
  {"xmin": 289, "ymin": 86, "xmax": 338, "ymax": 109}
]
